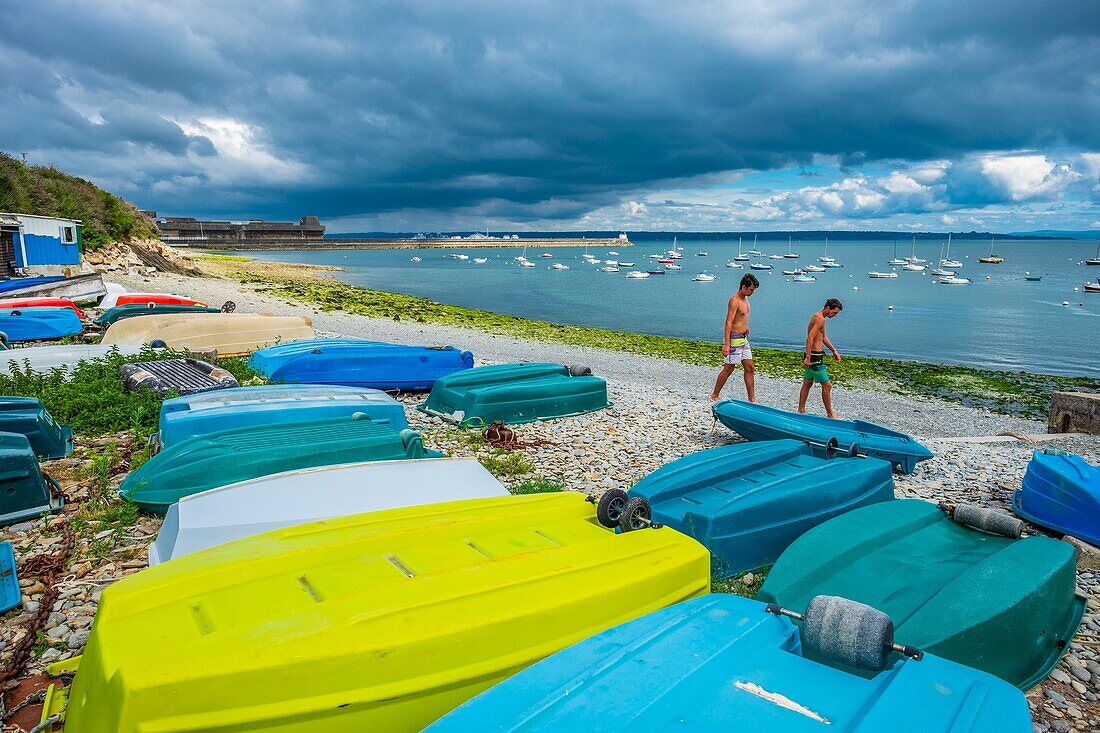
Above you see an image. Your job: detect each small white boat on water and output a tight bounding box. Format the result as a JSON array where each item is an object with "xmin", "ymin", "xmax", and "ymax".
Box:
[
  {"xmin": 599, "ymin": 266, "xmax": 620, "ymax": 273},
  {"xmin": 540, "ymin": 253, "xmax": 553, "ymax": 259},
  {"xmin": 769, "ymin": 254, "xmax": 784, "ymax": 260},
  {"xmin": 550, "ymin": 263, "xmax": 569, "ymax": 270},
  {"xmin": 617, "ymin": 261, "xmax": 635, "ymax": 267},
  {"xmin": 609, "ymin": 251, "xmax": 619, "ymax": 256},
  {"xmin": 626, "ymin": 271, "xmax": 650, "ymax": 279},
  {"xmin": 664, "ymin": 263, "xmax": 682, "ymax": 270},
  {"xmin": 692, "ymin": 273, "xmax": 716, "ymax": 281},
  {"xmin": 148, "ymin": 458, "xmax": 509, "ymax": 565},
  {"xmin": 473, "ymin": 258, "xmax": 488, "ymax": 264},
  {"xmin": 804, "ymin": 264, "xmax": 826, "ymax": 272},
  {"xmin": 782, "ymin": 268, "xmax": 804, "ymax": 276},
  {"xmin": 784, "ymin": 237, "xmax": 800, "ymax": 258},
  {"xmin": 696, "ymin": 252, "xmax": 708, "ymax": 257},
  {"xmin": 727, "ymin": 262, "xmax": 744, "ymax": 269},
  {"xmin": 902, "ymin": 262, "xmax": 926, "ymax": 272},
  {"xmin": 887, "ymin": 239, "xmax": 907, "ymax": 266},
  {"xmin": 750, "ymin": 262, "xmax": 773, "ymax": 270},
  {"xmin": 930, "ymin": 267, "xmax": 955, "ymax": 277},
  {"xmin": 734, "ymin": 237, "xmax": 750, "ymax": 262},
  {"xmin": 791, "ymin": 273, "xmax": 817, "ymax": 283},
  {"xmin": 605, "ymin": 259, "xmax": 618, "ymax": 266},
  {"xmin": 868, "ymin": 271, "xmax": 899, "ymax": 279},
  {"xmin": 410, "ymin": 256, "xmax": 422, "ymax": 262},
  {"xmin": 822, "ymin": 261, "xmax": 844, "ymax": 268},
  {"xmin": 455, "ymin": 254, "xmax": 469, "ymax": 260},
  {"xmin": 937, "ymin": 275, "xmax": 972, "ymax": 285},
  {"xmin": 905, "ymin": 237, "xmax": 926, "ymax": 264},
  {"xmin": 519, "ymin": 259, "xmax": 535, "ymax": 268},
  {"xmin": 818, "ymin": 238, "xmax": 835, "ymax": 263},
  {"xmin": 941, "ymin": 233, "xmax": 962, "ymax": 268}
]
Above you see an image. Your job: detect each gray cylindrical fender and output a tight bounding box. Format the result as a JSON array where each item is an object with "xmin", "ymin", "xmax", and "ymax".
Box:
[{"xmin": 801, "ymin": 595, "xmax": 894, "ymax": 671}]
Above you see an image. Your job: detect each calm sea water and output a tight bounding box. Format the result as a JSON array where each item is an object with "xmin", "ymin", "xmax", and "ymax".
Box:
[{"xmin": 240, "ymin": 238, "xmax": 1100, "ymax": 377}]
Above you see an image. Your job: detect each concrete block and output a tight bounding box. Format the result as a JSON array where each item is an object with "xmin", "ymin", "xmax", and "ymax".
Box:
[{"xmin": 1048, "ymin": 392, "xmax": 1100, "ymax": 434}]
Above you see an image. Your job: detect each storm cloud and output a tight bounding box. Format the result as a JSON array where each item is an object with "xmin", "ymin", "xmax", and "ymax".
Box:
[{"xmin": 1, "ymin": 0, "xmax": 1098, "ymax": 230}]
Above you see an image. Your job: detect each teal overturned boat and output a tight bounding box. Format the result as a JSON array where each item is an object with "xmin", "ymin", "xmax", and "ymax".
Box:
[
  {"xmin": 0, "ymin": 397, "xmax": 73, "ymax": 460},
  {"xmin": 157, "ymin": 385, "xmax": 408, "ymax": 450},
  {"xmin": 0, "ymin": 433, "xmax": 64, "ymax": 526},
  {"xmin": 428, "ymin": 594, "xmax": 1031, "ymax": 732},
  {"xmin": 120, "ymin": 415, "xmax": 440, "ymax": 514},
  {"xmin": 757, "ymin": 499, "xmax": 1086, "ymax": 689},
  {"xmin": 713, "ymin": 399, "xmax": 933, "ymax": 473},
  {"xmin": 418, "ymin": 363, "xmax": 610, "ymax": 427},
  {"xmin": 623, "ymin": 440, "xmax": 894, "ymax": 579},
  {"xmin": 94, "ymin": 303, "xmax": 222, "ymax": 326}
]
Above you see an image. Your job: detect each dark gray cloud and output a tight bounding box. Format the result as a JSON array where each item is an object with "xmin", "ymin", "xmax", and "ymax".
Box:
[{"xmin": 1, "ymin": 0, "xmax": 1098, "ymax": 227}]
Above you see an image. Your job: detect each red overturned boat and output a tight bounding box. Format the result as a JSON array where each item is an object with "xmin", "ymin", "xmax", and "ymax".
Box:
[
  {"xmin": 101, "ymin": 293, "xmax": 208, "ymax": 309},
  {"xmin": 0, "ymin": 298, "xmax": 86, "ymax": 319}
]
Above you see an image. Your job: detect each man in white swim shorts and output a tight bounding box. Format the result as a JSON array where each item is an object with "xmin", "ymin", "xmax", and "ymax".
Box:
[{"xmin": 711, "ymin": 273, "xmax": 759, "ymax": 401}]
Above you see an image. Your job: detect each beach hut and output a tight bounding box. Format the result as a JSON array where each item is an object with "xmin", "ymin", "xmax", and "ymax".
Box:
[{"xmin": 0, "ymin": 212, "xmax": 83, "ymax": 274}]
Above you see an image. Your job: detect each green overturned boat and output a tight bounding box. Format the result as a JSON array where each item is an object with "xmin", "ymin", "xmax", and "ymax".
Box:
[
  {"xmin": 417, "ymin": 363, "xmax": 611, "ymax": 427},
  {"xmin": 94, "ymin": 303, "xmax": 222, "ymax": 325},
  {"xmin": 757, "ymin": 499, "xmax": 1085, "ymax": 690},
  {"xmin": 119, "ymin": 414, "xmax": 440, "ymax": 514}
]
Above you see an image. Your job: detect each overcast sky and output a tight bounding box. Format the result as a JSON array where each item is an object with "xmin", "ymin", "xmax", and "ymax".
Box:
[{"xmin": 2, "ymin": 1, "xmax": 1099, "ymax": 232}]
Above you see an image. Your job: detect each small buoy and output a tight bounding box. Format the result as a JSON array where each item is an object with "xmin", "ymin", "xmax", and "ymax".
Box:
[
  {"xmin": 888, "ymin": 305, "xmax": 894, "ymax": 311},
  {"xmin": 1062, "ymin": 301, "xmax": 1070, "ymax": 306},
  {"xmin": 985, "ymin": 276, "xmax": 991, "ymax": 280},
  {"xmin": 1074, "ymin": 287, "xmax": 1080, "ymax": 292}
]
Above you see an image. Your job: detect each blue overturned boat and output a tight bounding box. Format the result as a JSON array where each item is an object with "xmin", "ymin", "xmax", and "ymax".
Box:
[
  {"xmin": 712, "ymin": 399, "xmax": 933, "ymax": 473},
  {"xmin": 621, "ymin": 440, "xmax": 894, "ymax": 578},
  {"xmin": 0, "ymin": 307, "xmax": 83, "ymax": 343},
  {"xmin": 157, "ymin": 384, "xmax": 408, "ymax": 450},
  {"xmin": 0, "ymin": 276, "xmax": 65, "ymax": 295},
  {"xmin": 427, "ymin": 594, "xmax": 1030, "ymax": 732},
  {"xmin": 1013, "ymin": 449, "xmax": 1100, "ymax": 546},
  {"xmin": 248, "ymin": 339, "xmax": 474, "ymax": 391},
  {"xmin": 1, "ymin": 541, "xmax": 18, "ymax": 613}
]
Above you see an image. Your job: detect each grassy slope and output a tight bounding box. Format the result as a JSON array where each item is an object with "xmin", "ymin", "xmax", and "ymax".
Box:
[
  {"xmin": 228, "ymin": 262, "xmax": 1098, "ymax": 419},
  {"xmin": 0, "ymin": 151, "xmax": 158, "ymax": 249}
]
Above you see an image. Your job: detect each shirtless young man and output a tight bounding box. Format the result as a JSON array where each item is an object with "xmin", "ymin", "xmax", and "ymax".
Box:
[
  {"xmin": 798, "ymin": 298, "xmax": 843, "ymax": 417},
  {"xmin": 710, "ymin": 273, "xmax": 759, "ymax": 401}
]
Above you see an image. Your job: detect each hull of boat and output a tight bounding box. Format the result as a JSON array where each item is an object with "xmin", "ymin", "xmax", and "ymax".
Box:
[
  {"xmin": 0, "ymin": 298, "xmax": 85, "ymax": 319},
  {"xmin": 249, "ymin": 339, "xmax": 474, "ymax": 390},
  {"xmin": 102, "ymin": 293, "xmax": 208, "ymax": 309},
  {"xmin": 0, "ymin": 434, "xmax": 64, "ymax": 527},
  {"xmin": 0, "ymin": 273, "xmax": 106, "ymax": 302},
  {"xmin": 712, "ymin": 399, "xmax": 933, "ymax": 473},
  {"xmin": 0, "ymin": 307, "xmax": 83, "ymax": 342},
  {"xmin": 418, "ymin": 363, "xmax": 611, "ymax": 427},
  {"xmin": 54, "ymin": 493, "xmax": 710, "ymax": 732},
  {"xmin": 0, "ymin": 344, "xmax": 144, "ymax": 375},
  {"xmin": 120, "ymin": 415, "xmax": 436, "ymax": 513},
  {"xmin": 94, "ymin": 303, "xmax": 221, "ymax": 325},
  {"xmin": 630, "ymin": 440, "xmax": 894, "ymax": 578},
  {"xmin": 428, "ymin": 594, "xmax": 1030, "ymax": 733},
  {"xmin": 157, "ymin": 384, "xmax": 408, "ymax": 450},
  {"xmin": 102, "ymin": 313, "xmax": 314, "ymax": 356},
  {"xmin": 0, "ymin": 397, "xmax": 73, "ymax": 460},
  {"xmin": 757, "ymin": 500, "xmax": 1086, "ymax": 689},
  {"xmin": 150, "ymin": 457, "xmax": 509, "ymax": 564},
  {"xmin": 1012, "ymin": 449, "xmax": 1100, "ymax": 546}
]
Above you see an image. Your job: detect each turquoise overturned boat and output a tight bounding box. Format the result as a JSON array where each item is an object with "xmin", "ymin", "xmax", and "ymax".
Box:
[
  {"xmin": 758, "ymin": 499, "xmax": 1085, "ymax": 689},
  {"xmin": 712, "ymin": 399, "xmax": 933, "ymax": 473},
  {"xmin": 94, "ymin": 303, "xmax": 221, "ymax": 326},
  {"xmin": 428, "ymin": 594, "xmax": 1030, "ymax": 732},
  {"xmin": 1013, "ymin": 449, "xmax": 1100, "ymax": 546},
  {"xmin": 157, "ymin": 385, "xmax": 408, "ymax": 450},
  {"xmin": 0, "ymin": 307, "xmax": 83, "ymax": 343},
  {"xmin": 626, "ymin": 440, "xmax": 894, "ymax": 578},
  {"xmin": 418, "ymin": 363, "xmax": 611, "ymax": 427},
  {"xmin": 0, "ymin": 397, "xmax": 73, "ymax": 460},
  {"xmin": 248, "ymin": 339, "xmax": 473, "ymax": 390},
  {"xmin": 121, "ymin": 414, "xmax": 439, "ymax": 514}
]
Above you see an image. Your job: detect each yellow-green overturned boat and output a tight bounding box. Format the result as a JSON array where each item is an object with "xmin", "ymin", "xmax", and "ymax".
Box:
[{"xmin": 42, "ymin": 492, "xmax": 709, "ymax": 732}]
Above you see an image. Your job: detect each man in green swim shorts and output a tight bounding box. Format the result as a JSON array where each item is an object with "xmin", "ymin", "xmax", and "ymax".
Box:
[{"xmin": 798, "ymin": 298, "xmax": 843, "ymax": 418}]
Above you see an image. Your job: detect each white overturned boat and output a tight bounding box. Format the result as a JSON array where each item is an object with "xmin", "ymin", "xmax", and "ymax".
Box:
[
  {"xmin": 148, "ymin": 458, "xmax": 509, "ymax": 565},
  {"xmin": 0, "ymin": 344, "xmax": 146, "ymax": 375}
]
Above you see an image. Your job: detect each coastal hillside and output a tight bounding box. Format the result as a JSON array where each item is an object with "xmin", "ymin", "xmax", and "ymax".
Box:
[{"xmin": 0, "ymin": 151, "xmax": 157, "ymax": 249}]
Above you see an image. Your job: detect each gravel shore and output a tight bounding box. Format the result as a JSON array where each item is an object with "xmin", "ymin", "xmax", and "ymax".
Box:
[{"xmin": 1, "ymin": 265, "xmax": 1096, "ymax": 730}]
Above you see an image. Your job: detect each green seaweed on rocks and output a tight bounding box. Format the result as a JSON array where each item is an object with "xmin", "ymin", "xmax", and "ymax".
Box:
[
  {"xmin": 232, "ymin": 269, "xmax": 1098, "ymax": 419},
  {"xmin": 508, "ymin": 477, "xmax": 566, "ymax": 495}
]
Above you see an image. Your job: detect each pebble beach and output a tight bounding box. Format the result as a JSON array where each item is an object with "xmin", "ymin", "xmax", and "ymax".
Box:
[{"xmin": 2, "ymin": 257, "xmax": 1098, "ymax": 731}]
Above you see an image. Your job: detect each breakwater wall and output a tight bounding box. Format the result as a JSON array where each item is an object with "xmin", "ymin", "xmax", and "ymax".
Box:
[{"xmin": 175, "ymin": 237, "xmax": 631, "ymax": 251}]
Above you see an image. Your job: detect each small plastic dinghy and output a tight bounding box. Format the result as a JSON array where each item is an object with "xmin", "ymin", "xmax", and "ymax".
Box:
[
  {"xmin": 0, "ymin": 307, "xmax": 83, "ymax": 342},
  {"xmin": 41, "ymin": 492, "xmax": 710, "ymax": 732},
  {"xmin": 757, "ymin": 499, "xmax": 1086, "ymax": 689},
  {"xmin": 0, "ymin": 298, "xmax": 86, "ymax": 319},
  {"xmin": 0, "ymin": 276, "xmax": 64, "ymax": 295},
  {"xmin": 149, "ymin": 457, "xmax": 509, "ymax": 564},
  {"xmin": 101, "ymin": 313, "xmax": 314, "ymax": 356},
  {"xmin": 616, "ymin": 440, "xmax": 893, "ymax": 578},
  {"xmin": 427, "ymin": 594, "xmax": 1031, "ymax": 732},
  {"xmin": 418, "ymin": 362, "xmax": 611, "ymax": 427},
  {"xmin": 156, "ymin": 384, "xmax": 408, "ymax": 450},
  {"xmin": 1013, "ymin": 449, "xmax": 1100, "ymax": 547},
  {"xmin": 712, "ymin": 399, "xmax": 933, "ymax": 474},
  {"xmin": 119, "ymin": 414, "xmax": 439, "ymax": 513},
  {"xmin": 0, "ymin": 344, "xmax": 145, "ymax": 375},
  {"xmin": 0, "ymin": 273, "xmax": 105, "ymax": 302},
  {"xmin": 94, "ymin": 303, "xmax": 222, "ymax": 326},
  {"xmin": 0, "ymin": 434, "xmax": 64, "ymax": 526},
  {"xmin": 99, "ymin": 292, "xmax": 208, "ymax": 309},
  {"xmin": 0, "ymin": 541, "xmax": 19, "ymax": 613},
  {"xmin": 249, "ymin": 339, "xmax": 475, "ymax": 391},
  {"xmin": 0, "ymin": 397, "xmax": 73, "ymax": 460}
]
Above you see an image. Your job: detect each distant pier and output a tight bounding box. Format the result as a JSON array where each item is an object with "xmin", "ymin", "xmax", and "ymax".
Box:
[{"xmin": 175, "ymin": 236, "xmax": 632, "ymax": 251}]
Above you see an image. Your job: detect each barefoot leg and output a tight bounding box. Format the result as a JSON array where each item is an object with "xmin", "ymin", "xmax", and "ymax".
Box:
[
  {"xmin": 797, "ymin": 379, "xmax": 813, "ymax": 413},
  {"xmin": 822, "ymin": 381, "xmax": 836, "ymax": 418},
  {"xmin": 742, "ymin": 359, "xmax": 756, "ymax": 402},
  {"xmin": 711, "ymin": 364, "xmax": 735, "ymax": 400}
]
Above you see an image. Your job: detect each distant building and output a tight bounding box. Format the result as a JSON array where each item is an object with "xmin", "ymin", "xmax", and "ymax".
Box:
[
  {"xmin": 157, "ymin": 216, "xmax": 325, "ymax": 245},
  {"xmin": 0, "ymin": 213, "xmax": 83, "ymax": 274}
]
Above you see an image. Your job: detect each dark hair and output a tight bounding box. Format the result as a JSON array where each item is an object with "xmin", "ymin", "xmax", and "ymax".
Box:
[
  {"xmin": 824, "ymin": 298, "xmax": 843, "ymax": 310},
  {"xmin": 740, "ymin": 274, "xmax": 760, "ymax": 290}
]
